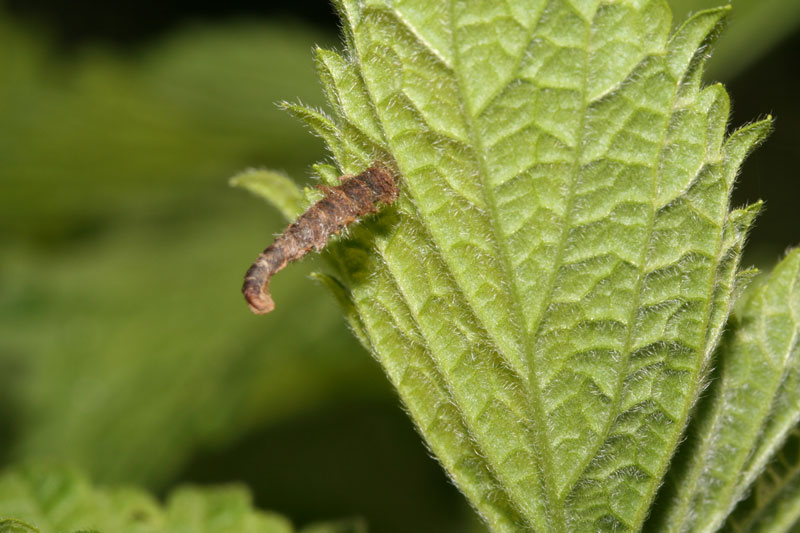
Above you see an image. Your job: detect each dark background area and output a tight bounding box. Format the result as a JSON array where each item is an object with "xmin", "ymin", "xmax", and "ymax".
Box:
[
  {"xmin": 1, "ymin": 1, "xmax": 798, "ymax": 532},
  {"xmin": 4, "ymin": 0, "xmax": 341, "ymax": 49},
  {"xmin": 723, "ymin": 31, "xmax": 800, "ymax": 266}
]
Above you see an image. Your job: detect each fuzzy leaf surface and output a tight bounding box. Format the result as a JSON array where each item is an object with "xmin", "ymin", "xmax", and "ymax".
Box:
[
  {"xmin": 278, "ymin": 1, "xmax": 770, "ymax": 530},
  {"xmin": 653, "ymin": 248, "xmax": 800, "ymax": 531}
]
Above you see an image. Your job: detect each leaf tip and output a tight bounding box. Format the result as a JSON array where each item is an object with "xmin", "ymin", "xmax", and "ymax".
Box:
[{"xmin": 668, "ymin": 6, "xmax": 732, "ymax": 82}]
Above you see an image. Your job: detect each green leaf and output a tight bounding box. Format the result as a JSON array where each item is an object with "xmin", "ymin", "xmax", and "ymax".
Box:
[
  {"xmin": 725, "ymin": 427, "xmax": 800, "ymax": 532},
  {"xmin": 277, "ymin": 1, "xmax": 770, "ymax": 530},
  {"xmin": 1, "ymin": 206, "xmax": 371, "ymax": 488},
  {"xmin": 0, "ymin": 11, "xmax": 380, "ymax": 492},
  {"xmin": 0, "ymin": 464, "xmax": 293, "ymax": 533},
  {"xmin": 230, "ymin": 169, "xmax": 305, "ymax": 221},
  {"xmin": 0, "ymin": 519, "xmax": 38, "ymax": 533},
  {"xmin": 651, "ymin": 248, "xmax": 800, "ymax": 531}
]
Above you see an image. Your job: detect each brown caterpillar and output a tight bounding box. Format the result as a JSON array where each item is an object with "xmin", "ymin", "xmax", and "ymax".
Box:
[{"xmin": 243, "ymin": 164, "xmax": 398, "ymax": 314}]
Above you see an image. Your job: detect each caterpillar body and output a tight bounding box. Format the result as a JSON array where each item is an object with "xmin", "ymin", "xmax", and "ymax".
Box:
[{"xmin": 242, "ymin": 164, "xmax": 398, "ymax": 314}]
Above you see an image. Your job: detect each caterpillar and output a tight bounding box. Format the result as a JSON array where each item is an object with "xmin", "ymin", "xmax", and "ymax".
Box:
[{"xmin": 242, "ymin": 164, "xmax": 398, "ymax": 314}]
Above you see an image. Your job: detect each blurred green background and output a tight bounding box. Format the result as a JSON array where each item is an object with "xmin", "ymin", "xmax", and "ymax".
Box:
[{"xmin": 0, "ymin": 1, "xmax": 798, "ymax": 531}]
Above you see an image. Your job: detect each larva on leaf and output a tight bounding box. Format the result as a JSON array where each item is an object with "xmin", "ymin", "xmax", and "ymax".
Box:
[{"xmin": 242, "ymin": 164, "xmax": 398, "ymax": 314}]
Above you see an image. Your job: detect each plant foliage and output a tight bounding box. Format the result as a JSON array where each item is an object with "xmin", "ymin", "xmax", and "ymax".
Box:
[
  {"xmin": 0, "ymin": 464, "xmax": 292, "ymax": 533},
  {"xmin": 0, "ymin": 465, "xmax": 366, "ymax": 533},
  {"xmin": 244, "ymin": 0, "xmax": 800, "ymax": 530},
  {"xmin": 0, "ymin": 15, "xmax": 373, "ymax": 490}
]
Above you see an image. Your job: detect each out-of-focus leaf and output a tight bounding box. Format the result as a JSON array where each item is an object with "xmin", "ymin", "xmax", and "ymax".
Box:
[
  {"xmin": 668, "ymin": 0, "xmax": 800, "ymax": 81},
  {"xmin": 298, "ymin": 518, "xmax": 367, "ymax": 533},
  {"xmin": 0, "ymin": 202, "xmax": 378, "ymax": 487},
  {"xmin": 0, "ymin": 11, "xmax": 385, "ymax": 489},
  {"xmin": 0, "ymin": 16, "xmax": 333, "ymax": 244},
  {"xmin": 0, "ymin": 464, "xmax": 294, "ymax": 533},
  {"xmin": 0, "ymin": 519, "xmax": 38, "ymax": 533}
]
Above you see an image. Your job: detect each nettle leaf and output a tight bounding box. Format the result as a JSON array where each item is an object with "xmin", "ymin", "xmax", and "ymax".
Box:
[
  {"xmin": 726, "ymin": 427, "xmax": 800, "ymax": 532},
  {"xmin": 650, "ymin": 249, "xmax": 800, "ymax": 531},
  {"xmin": 0, "ymin": 465, "xmax": 352, "ymax": 533},
  {"xmin": 274, "ymin": 1, "xmax": 771, "ymax": 530}
]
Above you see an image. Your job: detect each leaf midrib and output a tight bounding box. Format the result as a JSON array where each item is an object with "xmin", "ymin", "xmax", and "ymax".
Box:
[
  {"xmin": 446, "ymin": 1, "xmax": 561, "ymax": 529},
  {"xmin": 350, "ymin": 3, "xmax": 555, "ymax": 527},
  {"xmin": 339, "ymin": 5, "xmax": 539, "ymax": 527}
]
